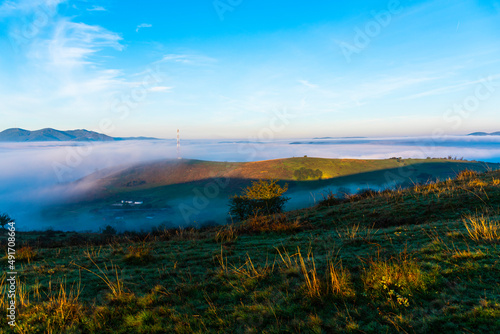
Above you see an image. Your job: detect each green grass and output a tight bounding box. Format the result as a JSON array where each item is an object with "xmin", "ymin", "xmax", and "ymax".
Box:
[{"xmin": 2, "ymin": 167, "xmax": 500, "ymax": 332}]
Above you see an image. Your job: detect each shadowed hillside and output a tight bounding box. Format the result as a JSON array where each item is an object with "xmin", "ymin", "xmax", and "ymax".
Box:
[
  {"xmin": 41, "ymin": 157, "xmax": 500, "ymax": 232},
  {"xmin": 78, "ymin": 157, "xmax": 499, "ymax": 199},
  {"xmin": 3, "ymin": 167, "xmax": 500, "ymax": 333}
]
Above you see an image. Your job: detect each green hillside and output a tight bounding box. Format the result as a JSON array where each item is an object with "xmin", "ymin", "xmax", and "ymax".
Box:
[
  {"xmin": 88, "ymin": 157, "xmax": 496, "ymax": 191},
  {"xmin": 2, "ymin": 166, "xmax": 500, "ymax": 332},
  {"xmin": 76, "ymin": 157, "xmax": 497, "ymax": 202}
]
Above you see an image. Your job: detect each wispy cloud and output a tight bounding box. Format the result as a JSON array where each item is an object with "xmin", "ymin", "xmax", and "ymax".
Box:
[
  {"xmin": 298, "ymin": 79, "xmax": 318, "ymax": 89},
  {"xmin": 0, "ymin": 0, "xmax": 65, "ymax": 17},
  {"xmin": 40, "ymin": 20, "xmax": 123, "ymax": 68},
  {"xmin": 136, "ymin": 23, "xmax": 152, "ymax": 32},
  {"xmin": 87, "ymin": 5, "xmax": 106, "ymax": 12},
  {"xmin": 338, "ymin": 75, "xmax": 442, "ymax": 106},
  {"xmin": 400, "ymin": 74, "xmax": 500, "ymax": 100},
  {"xmin": 0, "ymin": 6, "xmax": 127, "ymax": 122},
  {"xmin": 294, "ymin": 74, "xmax": 440, "ymax": 113},
  {"xmin": 159, "ymin": 54, "xmax": 216, "ymax": 65}
]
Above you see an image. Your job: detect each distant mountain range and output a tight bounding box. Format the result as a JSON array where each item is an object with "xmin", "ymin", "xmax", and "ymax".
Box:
[
  {"xmin": 0, "ymin": 128, "xmax": 159, "ymax": 142},
  {"xmin": 468, "ymin": 132, "xmax": 500, "ymax": 136}
]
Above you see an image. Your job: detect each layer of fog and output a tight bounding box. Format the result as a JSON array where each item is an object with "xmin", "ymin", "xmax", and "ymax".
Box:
[{"xmin": 1, "ymin": 136, "xmax": 500, "ymax": 231}]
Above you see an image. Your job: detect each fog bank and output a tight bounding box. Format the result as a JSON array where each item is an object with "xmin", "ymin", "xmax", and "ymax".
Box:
[{"xmin": 1, "ymin": 136, "xmax": 499, "ymax": 231}]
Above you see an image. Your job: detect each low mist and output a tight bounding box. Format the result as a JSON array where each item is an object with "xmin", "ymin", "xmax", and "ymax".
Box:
[{"xmin": 2, "ymin": 136, "xmax": 500, "ymax": 232}]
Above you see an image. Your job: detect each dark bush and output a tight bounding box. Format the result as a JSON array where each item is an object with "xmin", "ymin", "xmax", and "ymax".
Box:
[
  {"xmin": 294, "ymin": 167, "xmax": 323, "ymax": 181},
  {"xmin": 101, "ymin": 225, "xmax": 117, "ymax": 235},
  {"xmin": 318, "ymin": 190, "xmax": 342, "ymax": 207},
  {"xmin": 356, "ymin": 188, "xmax": 378, "ymax": 199},
  {"xmin": 229, "ymin": 179, "xmax": 290, "ymax": 221}
]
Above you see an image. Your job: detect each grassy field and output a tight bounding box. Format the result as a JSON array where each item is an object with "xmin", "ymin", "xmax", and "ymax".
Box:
[{"xmin": 2, "ymin": 167, "xmax": 500, "ymax": 332}]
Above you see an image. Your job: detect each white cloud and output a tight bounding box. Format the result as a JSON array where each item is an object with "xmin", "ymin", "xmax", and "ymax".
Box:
[
  {"xmin": 0, "ymin": 0, "xmax": 65, "ymax": 17},
  {"xmin": 298, "ymin": 79, "xmax": 318, "ymax": 89},
  {"xmin": 43, "ymin": 20, "xmax": 123, "ymax": 68},
  {"xmin": 36, "ymin": 21, "xmax": 124, "ymax": 108},
  {"xmin": 0, "ymin": 11, "xmax": 127, "ymax": 122},
  {"xmin": 136, "ymin": 23, "xmax": 152, "ymax": 32},
  {"xmin": 87, "ymin": 5, "xmax": 106, "ymax": 12},
  {"xmin": 159, "ymin": 54, "xmax": 216, "ymax": 65}
]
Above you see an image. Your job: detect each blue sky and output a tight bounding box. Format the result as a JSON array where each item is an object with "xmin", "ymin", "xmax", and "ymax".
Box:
[{"xmin": 0, "ymin": 0, "xmax": 499, "ymax": 139}]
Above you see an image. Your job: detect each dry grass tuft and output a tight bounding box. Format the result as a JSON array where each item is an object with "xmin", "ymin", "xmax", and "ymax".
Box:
[
  {"xmin": 296, "ymin": 249, "xmax": 355, "ymax": 300},
  {"xmin": 463, "ymin": 214, "xmax": 500, "ymax": 243},
  {"xmin": 17, "ymin": 246, "xmax": 37, "ymax": 263},
  {"xmin": 363, "ymin": 253, "xmax": 426, "ymax": 308},
  {"xmin": 298, "ymin": 248, "xmax": 321, "ymax": 299},
  {"xmin": 456, "ymin": 169, "xmax": 479, "ymax": 180},
  {"xmin": 327, "ymin": 260, "xmax": 355, "ymax": 299},
  {"xmin": 46, "ymin": 280, "xmax": 82, "ymax": 327},
  {"xmin": 337, "ymin": 224, "xmax": 377, "ymax": 244},
  {"xmin": 123, "ymin": 243, "xmax": 154, "ymax": 264},
  {"xmin": 276, "ymin": 247, "xmax": 299, "ymax": 273},
  {"xmin": 73, "ymin": 256, "xmax": 126, "ymax": 300},
  {"xmin": 467, "ymin": 178, "xmax": 488, "ymax": 188},
  {"xmin": 214, "ymin": 224, "xmax": 238, "ymax": 244},
  {"xmin": 231, "ymin": 254, "xmax": 274, "ymax": 279},
  {"xmin": 451, "ymin": 249, "xmax": 486, "ymax": 260},
  {"xmin": 216, "ymin": 247, "xmax": 274, "ymax": 280}
]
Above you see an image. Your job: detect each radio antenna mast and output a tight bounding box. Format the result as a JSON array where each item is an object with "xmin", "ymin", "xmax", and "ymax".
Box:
[{"xmin": 176, "ymin": 129, "xmax": 181, "ymax": 159}]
